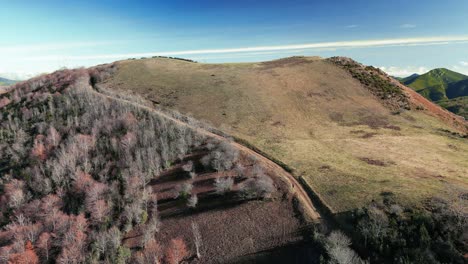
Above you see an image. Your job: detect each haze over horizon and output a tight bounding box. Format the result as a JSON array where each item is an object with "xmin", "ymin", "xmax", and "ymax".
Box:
[{"xmin": 1, "ymin": 0, "xmax": 468, "ymax": 80}]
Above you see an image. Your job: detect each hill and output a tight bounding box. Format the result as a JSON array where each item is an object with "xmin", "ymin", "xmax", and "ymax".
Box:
[
  {"xmin": 98, "ymin": 56, "xmax": 467, "ymax": 214},
  {"xmin": 96, "ymin": 57, "xmax": 468, "ymax": 261},
  {"xmin": 0, "ymin": 68, "xmax": 326, "ymax": 263},
  {"xmin": 1, "ymin": 57, "xmax": 466, "ymax": 262},
  {"xmin": 403, "ymin": 68, "xmax": 468, "ymax": 101}
]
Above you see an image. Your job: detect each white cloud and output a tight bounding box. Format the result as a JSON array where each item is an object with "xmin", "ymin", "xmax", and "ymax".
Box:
[
  {"xmin": 460, "ymin": 61, "xmax": 468, "ymax": 66},
  {"xmin": 400, "ymin": 24, "xmax": 416, "ymax": 28},
  {"xmin": 0, "ymin": 41, "xmax": 112, "ymax": 54},
  {"xmin": 3, "ymin": 35, "xmax": 468, "ymax": 79},
  {"xmin": 17, "ymin": 36, "xmax": 468, "ymax": 62},
  {"xmin": 379, "ymin": 66, "xmax": 429, "ymax": 77},
  {"xmin": 451, "ymin": 65, "xmax": 468, "ymax": 75}
]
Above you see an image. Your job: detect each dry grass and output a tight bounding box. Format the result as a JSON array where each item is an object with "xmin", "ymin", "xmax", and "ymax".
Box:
[{"xmin": 101, "ymin": 56, "xmax": 468, "ymax": 212}]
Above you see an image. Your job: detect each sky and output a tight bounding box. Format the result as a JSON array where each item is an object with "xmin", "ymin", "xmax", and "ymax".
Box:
[{"xmin": 1, "ymin": 0, "xmax": 468, "ymax": 79}]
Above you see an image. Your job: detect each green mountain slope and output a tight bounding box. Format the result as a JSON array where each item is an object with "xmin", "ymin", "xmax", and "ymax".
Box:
[
  {"xmin": 446, "ymin": 78, "xmax": 468, "ymax": 99},
  {"xmin": 401, "ymin": 68, "xmax": 468, "ymax": 117},
  {"xmin": 403, "ymin": 68, "xmax": 468, "ymax": 101}
]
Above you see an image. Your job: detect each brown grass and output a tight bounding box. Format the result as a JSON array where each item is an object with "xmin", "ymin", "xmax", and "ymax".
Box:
[{"xmin": 100, "ymin": 56, "xmax": 468, "ymax": 212}]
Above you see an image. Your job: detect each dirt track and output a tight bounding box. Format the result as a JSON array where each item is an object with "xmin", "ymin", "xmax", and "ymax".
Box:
[{"xmin": 90, "ymin": 83, "xmax": 322, "ymax": 222}]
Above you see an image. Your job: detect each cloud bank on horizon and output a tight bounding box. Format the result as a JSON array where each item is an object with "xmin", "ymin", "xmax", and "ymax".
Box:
[{"xmin": 1, "ymin": 0, "xmax": 468, "ymax": 79}]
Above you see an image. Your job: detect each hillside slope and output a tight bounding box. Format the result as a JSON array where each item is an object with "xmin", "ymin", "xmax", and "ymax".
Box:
[
  {"xmin": 446, "ymin": 78, "xmax": 468, "ymax": 99},
  {"xmin": 99, "ymin": 56, "xmax": 468, "ymax": 213},
  {"xmin": 0, "ymin": 68, "xmax": 322, "ymax": 263}
]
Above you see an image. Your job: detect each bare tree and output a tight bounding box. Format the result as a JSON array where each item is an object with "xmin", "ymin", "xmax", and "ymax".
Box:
[
  {"xmin": 187, "ymin": 194, "xmax": 198, "ymax": 208},
  {"xmin": 182, "ymin": 161, "xmax": 193, "ymax": 172},
  {"xmin": 214, "ymin": 177, "xmax": 234, "ymax": 194},
  {"xmin": 192, "ymin": 222, "xmax": 202, "ymax": 259},
  {"xmin": 326, "ymin": 231, "xmax": 367, "ymax": 264},
  {"xmin": 174, "ymin": 183, "xmax": 193, "ymax": 199}
]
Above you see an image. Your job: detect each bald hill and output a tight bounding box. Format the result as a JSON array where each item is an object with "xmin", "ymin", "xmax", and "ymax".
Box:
[{"xmin": 99, "ymin": 56, "xmax": 467, "ymax": 214}]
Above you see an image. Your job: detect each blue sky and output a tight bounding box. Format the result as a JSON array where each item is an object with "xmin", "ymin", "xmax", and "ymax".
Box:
[{"xmin": 1, "ymin": 0, "xmax": 468, "ymax": 79}]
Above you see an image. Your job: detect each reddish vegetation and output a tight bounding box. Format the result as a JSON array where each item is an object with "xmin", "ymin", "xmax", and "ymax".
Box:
[
  {"xmin": 8, "ymin": 241, "xmax": 39, "ymax": 264},
  {"xmin": 0, "ymin": 97, "xmax": 11, "ymax": 108},
  {"xmin": 165, "ymin": 238, "xmax": 189, "ymax": 264},
  {"xmin": 134, "ymin": 239, "xmax": 162, "ymax": 263},
  {"xmin": 30, "ymin": 135, "xmax": 47, "ymax": 161}
]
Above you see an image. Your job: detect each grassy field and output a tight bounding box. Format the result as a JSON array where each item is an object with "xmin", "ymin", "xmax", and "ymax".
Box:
[{"xmin": 101, "ymin": 56, "xmax": 468, "ymax": 213}]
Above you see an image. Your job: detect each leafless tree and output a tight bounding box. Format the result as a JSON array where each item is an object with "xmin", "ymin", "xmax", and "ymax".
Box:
[
  {"xmin": 174, "ymin": 183, "xmax": 193, "ymax": 199},
  {"xmin": 192, "ymin": 222, "xmax": 202, "ymax": 259},
  {"xmin": 187, "ymin": 194, "xmax": 198, "ymax": 208},
  {"xmin": 182, "ymin": 160, "xmax": 193, "ymax": 172},
  {"xmin": 214, "ymin": 177, "xmax": 234, "ymax": 194},
  {"xmin": 326, "ymin": 231, "xmax": 367, "ymax": 264}
]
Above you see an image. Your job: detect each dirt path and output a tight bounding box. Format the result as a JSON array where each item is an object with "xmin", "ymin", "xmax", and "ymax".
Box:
[{"xmin": 90, "ymin": 83, "xmax": 322, "ymax": 221}]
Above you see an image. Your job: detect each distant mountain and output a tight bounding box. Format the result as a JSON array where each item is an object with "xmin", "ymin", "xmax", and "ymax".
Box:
[
  {"xmin": 399, "ymin": 73, "xmax": 419, "ymax": 84},
  {"xmin": 400, "ymin": 68, "xmax": 468, "ymax": 118},
  {"xmin": 0, "ymin": 77, "xmax": 17, "ymax": 86},
  {"xmin": 402, "ymin": 68, "xmax": 468, "ymax": 101}
]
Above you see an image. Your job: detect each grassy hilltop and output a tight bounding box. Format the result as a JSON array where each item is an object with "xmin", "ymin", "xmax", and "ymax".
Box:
[{"xmin": 100, "ymin": 56, "xmax": 468, "ymax": 213}]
